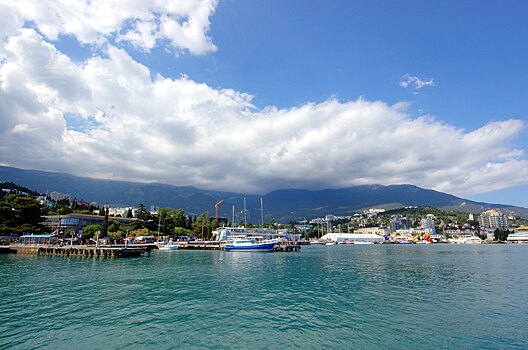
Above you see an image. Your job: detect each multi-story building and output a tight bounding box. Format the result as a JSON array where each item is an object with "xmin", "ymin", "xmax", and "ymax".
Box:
[
  {"xmin": 478, "ymin": 209, "xmax": 509, "ymax": 230},
  {"xmin": 421, "ymin": 214, "xmax": 436, "ymax": 234},
  {"xmin": 389, "ymin": 215, "xmax": 409, "ymax": 233}
]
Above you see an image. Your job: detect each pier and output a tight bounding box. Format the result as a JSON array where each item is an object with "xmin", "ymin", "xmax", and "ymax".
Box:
[
  {"xmin": 1, "ymin": 241, "xmax": 301, "ymax": 256},
  {"xmin": 274, "ymin": 242, "xmax": 302, "ymax": 252},
  {"xmin": 3, "ymin": 245, "xmax": 150, "ymax": 258}
]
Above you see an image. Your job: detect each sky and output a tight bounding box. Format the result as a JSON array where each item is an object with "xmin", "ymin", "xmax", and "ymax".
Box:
[{"xmin": 0, "ymin": 0, "xmax": 527, "ymax": 207}]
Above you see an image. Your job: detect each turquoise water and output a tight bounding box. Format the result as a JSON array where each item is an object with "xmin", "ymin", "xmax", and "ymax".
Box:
[{"xmin": 1, "ymin": 244, "xmax": 527, "ymax": 349}]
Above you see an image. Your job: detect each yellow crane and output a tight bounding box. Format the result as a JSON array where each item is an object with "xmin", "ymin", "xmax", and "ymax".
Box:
[{"xmin": 215, "ymin": 200, "xmax": 223, "ymax": 222}]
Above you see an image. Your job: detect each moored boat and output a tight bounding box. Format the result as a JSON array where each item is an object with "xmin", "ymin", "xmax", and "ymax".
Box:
[
  {"xmin": 157, "ymin": 239, "xmax": 180, "ymax": 250},
  {"xmin": 224, "ymin": 238, "xmax": 280, "ymax": 252},
  {"xmin": 507, "ymin": 227, "xmax": 528, "ymax": 243}
]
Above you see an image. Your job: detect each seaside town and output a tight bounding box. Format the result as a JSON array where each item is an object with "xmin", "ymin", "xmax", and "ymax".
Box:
[{"xmin": 2, "ymin": 183, "xmax": 527, "ymax": 256}]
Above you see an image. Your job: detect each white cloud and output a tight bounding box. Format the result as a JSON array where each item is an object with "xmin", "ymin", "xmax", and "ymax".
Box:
[
  {"xmin": 3, "ymin": 0, "xmax": 218, "ymax": 54},
  {"xmin": 400, "ymin": 74, "xmax": 436, "ymax": 89},
  {"xmin": 0, "ymin": 2, "xmax": 527, "ymax": 199}
]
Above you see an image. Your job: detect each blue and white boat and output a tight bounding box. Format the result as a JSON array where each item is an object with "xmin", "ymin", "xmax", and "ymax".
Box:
[{"xmin": 224, "ymin": 237, "xmax": 280, "ymax": 252}]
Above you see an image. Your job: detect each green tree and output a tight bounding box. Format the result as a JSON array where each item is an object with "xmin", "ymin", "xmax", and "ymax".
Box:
[
  {"xmin": 81, "ymin": 224, "xmax": 101, "ymax": 240},
  {"xmin": 494, "ymin": 229, "xmax": 511, "ymax": 241},
  {"xmin": 135, "ymin": 203, "xmax": 152, "ymax": 221},
  {"xmin": 0, "ymin": 194, "xmax": 46, "ymax": 234},
  {"xmin": 192, "ymin": 213, "xmax": 212, "ymax": 240},
  {"xmin": 108, "ymin": 220, "xmax": 122, "ymax": 232},
  {"xmin": 101, "ymin": 206, "xmax": 109, "ymax": 237},
  {"xmin": 173, "ymin": 227, "xmax": 194, "ymax": 237}
]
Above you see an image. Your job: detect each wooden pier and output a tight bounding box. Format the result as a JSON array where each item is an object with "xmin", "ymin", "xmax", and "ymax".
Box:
[{"xmin": 4, "ymin": 245, "xmax": 150, "ymax": 258}]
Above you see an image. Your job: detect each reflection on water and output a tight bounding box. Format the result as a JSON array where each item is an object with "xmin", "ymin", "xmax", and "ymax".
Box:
[{"xmin": 1, "ymin": 244, "xmax": 528, "ymax": 349}]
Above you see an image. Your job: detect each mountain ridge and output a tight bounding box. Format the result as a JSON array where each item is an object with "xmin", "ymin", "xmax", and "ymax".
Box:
[{"xmin": 1, "ymin": 166, "xmax": 526, "ymax": 221}]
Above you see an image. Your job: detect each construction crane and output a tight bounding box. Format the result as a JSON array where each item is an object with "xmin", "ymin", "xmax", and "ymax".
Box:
[{"xmin": 215, "ymin": 200, "xmax": 223, "ymax": 222}]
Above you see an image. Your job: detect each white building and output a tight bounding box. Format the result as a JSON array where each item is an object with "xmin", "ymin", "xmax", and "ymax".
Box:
[{"xmin": 320, "ymin": 232, "xmax": 385, "ymax": 243}]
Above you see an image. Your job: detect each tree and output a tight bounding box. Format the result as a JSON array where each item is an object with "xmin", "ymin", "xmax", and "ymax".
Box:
[
  {"xmin": 494, "ymin": 229, "xmax": 511, "ymax": 241},
  {"xmin": 135, "ymin": 203, "xmax": 151, "ymax": 221},
  {"xmin": 0, "ymin": 194, "xmax": 46, "ymax": 234},
  {"xmin": 192, "ymin": 213, "xmax": 212, "ymax": 240},
  {"xmin": 173, "ymin": 227, "xmax": 194, "ymax": 237},
  {"xmin": 81, "ymin": 224, "xmax": 101, "ymax": 240},
  {"xmin": 108, "ymin": 220, "xmax": 122, "ymax": 234},
  {"xmin": 101, "ymin": 206, "xmax": 109, "ymax": 237},
  {"xmin": 126, "ymin": 208, "xmax": 133, "ymax": 218}
]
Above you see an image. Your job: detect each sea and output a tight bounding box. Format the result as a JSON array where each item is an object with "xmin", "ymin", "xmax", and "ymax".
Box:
[{"xmin": 1, "ymin": 244, "xmax": 527, "ymax": 349}]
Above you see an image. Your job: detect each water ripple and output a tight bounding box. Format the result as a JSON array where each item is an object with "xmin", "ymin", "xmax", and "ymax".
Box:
[{"xmin": 1, "ymin": 245, "xmax": 528, "ymax": 349}]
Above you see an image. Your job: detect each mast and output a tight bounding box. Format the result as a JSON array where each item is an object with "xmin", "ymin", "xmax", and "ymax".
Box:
[
  {"xmin": 232, "ymin": 204, "xmax": 235, "ymax": 227},
  {"xmin": 260, "ymin": 197, "xmax": 264, "ymax": 228},
  {"xmin": 157, "ymin": 210, "xmax": 161, "ymax": 237},
  {"xmin": 243, "ymin": 198, "xmax": 247, "ymax": 227}
]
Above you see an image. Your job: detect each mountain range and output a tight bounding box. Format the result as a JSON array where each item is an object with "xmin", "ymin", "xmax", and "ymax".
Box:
[{"xmin": 1, "ymin": 166, "xmax": 526, "ymax": 222}]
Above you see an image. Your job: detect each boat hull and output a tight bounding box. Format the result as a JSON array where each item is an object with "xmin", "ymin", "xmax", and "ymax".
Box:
[
  {"xmin": 158, "ymin": 244, "xmax": 180, "ymax": 250},
  {"xmin": 224, "ymin": 242, "xmax": 277, "ymax": 252}
]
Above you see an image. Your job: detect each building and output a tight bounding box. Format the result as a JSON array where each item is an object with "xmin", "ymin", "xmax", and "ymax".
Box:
[
  {"xmin": 389, "ymin": 215, "xmax": 409, "ymax": 233},
  {"xmin": 421, "ymin": 214, "xmax": 436, "ymax": 234},
  {"xmin": 320, "ymin": 232, "xmax": 385, "ymax": 243},
  {"xmin": 354, "ymin": 227, "xmax": 390, "ymax": 236},
  {"xmin": 478, "ymin": 209, "xmax": 509, "ymax": 230},
  {"xmin": 44, "ymin": 214, "xmax": 136, "ymax": 236}
]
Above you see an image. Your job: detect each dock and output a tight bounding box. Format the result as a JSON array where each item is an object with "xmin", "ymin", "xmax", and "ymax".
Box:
[
  {"xmin": 2, "ymin": 245, "xmax": 150, "ymax": 258},
  {"xmin": 0, "ymin": 241, "xmax": 302, "ymax": 256},
  {"xmin": 274, "ymin": 243, "xmax": 302, "ymax": 252}
]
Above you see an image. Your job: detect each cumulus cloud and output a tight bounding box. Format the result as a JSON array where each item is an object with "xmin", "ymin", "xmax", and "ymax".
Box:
[
  {"xmin": 0, "ymin": 2, "xmax": 527, "ymax": 199},
  {"xmin": 2, "ymin": 0, "xmax": 218, "ymax": 54},
  {"xmin": 400, "ymin": 74, "xmax": 436, "ymax": 89}
]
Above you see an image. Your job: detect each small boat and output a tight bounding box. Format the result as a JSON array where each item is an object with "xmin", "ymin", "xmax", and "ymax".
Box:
[
  {"xmin": 310, "ymin": 240, "xmax": 325, "ymax": 245},
  {"xmin": 157, "ymin": 239, "xmax": 180, "ymax": 250},
  {"xmin": 325, "ymin": 242, "xmax": 336, "ymax": 246},
  {"xmin": 224, "ymin": 238, "xmax": 280, "ymax": 252}
]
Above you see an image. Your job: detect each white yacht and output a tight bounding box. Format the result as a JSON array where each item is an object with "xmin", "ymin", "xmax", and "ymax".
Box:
[{"xmin": 507, "ymin": 227, "xmax": 528, "ymax": 243}]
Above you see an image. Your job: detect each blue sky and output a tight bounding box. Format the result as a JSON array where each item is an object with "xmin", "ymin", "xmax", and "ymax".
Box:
[{"xmin": 0, "ymin": 0, "xmax": 527, "ymax": 207}]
